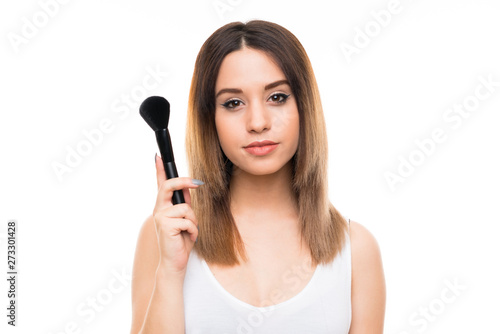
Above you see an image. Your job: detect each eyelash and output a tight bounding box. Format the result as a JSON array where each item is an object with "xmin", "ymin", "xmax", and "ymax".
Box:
[{"xmin": 220, "ymin": 93, "xmax": 291, "ymax": 110}]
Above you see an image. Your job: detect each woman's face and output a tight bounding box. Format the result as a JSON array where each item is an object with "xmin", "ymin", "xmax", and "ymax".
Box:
[{"xmin": 214, "ymin": 47, "xmax": 300, "ymax": 177}]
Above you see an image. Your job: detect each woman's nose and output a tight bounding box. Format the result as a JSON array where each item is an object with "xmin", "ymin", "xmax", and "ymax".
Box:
[{"xmin": 246, "ymin": 101, "xmax": 271, "ymax": 133}]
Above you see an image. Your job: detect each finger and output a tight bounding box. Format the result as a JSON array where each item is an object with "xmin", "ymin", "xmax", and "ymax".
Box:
[
  {"xmin": 155, "ymin": 154, "xmax": 167, "ymax": 190},
  {"xmin": 182, "ymin": 187, "xmax": 192, "ymax": 206},
  {"xmin": 164, "ymin": 218, "xmax": 199, "ymax": 242},
  {"xmin": 156, "ymin": 177, "xmax": 202, "ymax": 208},
  {"xmin": 157, "ymin": 203, "xmax": 198, "ymax": 226}
]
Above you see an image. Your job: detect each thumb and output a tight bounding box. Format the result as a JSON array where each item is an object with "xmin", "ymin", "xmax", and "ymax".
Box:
[{"xmin": 155, "ymin": 153, "xmax": 167, "ymax": 190}]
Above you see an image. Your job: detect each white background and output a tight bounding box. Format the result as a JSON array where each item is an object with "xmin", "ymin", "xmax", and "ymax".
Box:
[{"xmin": 1, "ymin": 0, "xmax": 499, "ymax": 333}]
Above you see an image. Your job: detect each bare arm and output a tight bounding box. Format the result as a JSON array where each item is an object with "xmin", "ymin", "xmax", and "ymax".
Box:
[
  {"xmin": 349, "ymin": 220, "xmax": 386, "ymax": 333},
  {"xmin": 130, "ymin": 215, "xmax": 186, "ymax": 334},
  {"xmin": 131, "ymin": 155, "xmax": 201, "ymax": 333}
]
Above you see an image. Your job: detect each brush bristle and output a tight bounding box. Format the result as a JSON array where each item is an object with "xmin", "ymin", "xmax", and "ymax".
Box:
[{"xmin": 139, "ymin": 96, "xmax": 170, "ymax": 131}]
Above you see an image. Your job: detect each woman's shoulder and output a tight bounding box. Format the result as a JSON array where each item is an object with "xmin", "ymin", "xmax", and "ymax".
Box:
[
  {"xmin": 348, "ymin": 219, "xmax": 386, "ymax": 332},
  {"xmin": 348, "ymin": 220, "xmax": 383, "ymax": 276},
  {"xmin": 348, "ymin": 220, "xmax": 381, "ymax": 258}
]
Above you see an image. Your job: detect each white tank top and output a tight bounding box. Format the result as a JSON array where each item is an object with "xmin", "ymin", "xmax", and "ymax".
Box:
[{"xmin": 183, "ymin": 217, "xmax": 351, "ymax": 333}]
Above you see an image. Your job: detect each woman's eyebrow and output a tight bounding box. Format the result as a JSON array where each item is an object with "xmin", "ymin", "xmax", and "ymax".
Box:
[
  {"xmin": 215, "ymin": 88, "xmax": 242, "ymax": 98},
  {"xmin": 264, "ymin": 79, "xmax": 289, "ymax": 91},
  {"xmin": 215, "ymin": 79, "xmax": 290, "ymax": 98}
]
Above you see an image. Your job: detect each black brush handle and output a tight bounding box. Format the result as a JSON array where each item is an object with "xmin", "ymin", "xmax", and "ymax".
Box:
[
  {"xmin": 164, "ymin": 161, "xmax": 185, "ymax": 205},
  {"xmin": 155, "ymin": 129, "xmax": 185, "ymax": 205}
]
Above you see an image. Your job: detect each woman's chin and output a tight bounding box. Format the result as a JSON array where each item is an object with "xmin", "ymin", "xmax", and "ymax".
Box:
[{"xmin": 231, "ymin": 162, "xmax": 291, "ymax": 178}]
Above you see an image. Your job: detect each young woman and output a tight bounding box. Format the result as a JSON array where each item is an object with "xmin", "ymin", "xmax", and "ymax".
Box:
[{"xmin": 131, "ymin": 20, "xmax": 385, "ymax": 333}]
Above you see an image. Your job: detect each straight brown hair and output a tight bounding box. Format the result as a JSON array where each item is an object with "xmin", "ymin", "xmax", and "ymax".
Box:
[{"xmin": 186, "ymin": 20, "xmax": 347, "ymax": 266}]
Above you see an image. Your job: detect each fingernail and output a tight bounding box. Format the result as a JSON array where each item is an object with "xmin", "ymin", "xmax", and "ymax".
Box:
[{"xmin": 191, "ymin": 179, "xmax": 204, "ymax": 185}]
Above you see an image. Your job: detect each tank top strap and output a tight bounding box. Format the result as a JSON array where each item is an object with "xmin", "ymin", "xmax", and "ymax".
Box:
[{"xmin": 343, "ymin": 215, "xmax": 351, "ymax": 233}]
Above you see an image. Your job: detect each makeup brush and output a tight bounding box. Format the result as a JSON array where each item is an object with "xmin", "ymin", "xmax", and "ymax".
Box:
[{"xmin": 140, "ymin": 96, "xmax": 185, "ymax": 205}]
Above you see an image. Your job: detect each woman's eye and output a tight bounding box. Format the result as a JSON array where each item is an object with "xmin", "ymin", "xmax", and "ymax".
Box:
[
  {"xmin": 269, "ymin": 93, "xmax": 290, "ymax": 104},
  {"xmin": 221, "ymin": 99, "xmax": 243, "ymax": 109}
]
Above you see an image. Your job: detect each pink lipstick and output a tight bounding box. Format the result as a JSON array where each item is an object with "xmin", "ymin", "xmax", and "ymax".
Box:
[{"xmin": 244, "ymin": 140, "xmax": 278, "ymax": 156}]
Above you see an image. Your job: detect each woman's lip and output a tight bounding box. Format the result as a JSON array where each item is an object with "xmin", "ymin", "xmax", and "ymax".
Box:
[
  {"xmin": 244, "ymin": 144, "xmax": 278, "ymax": 156},
  {"xmin": 244, "ymin": 140, "xmax": 277, "ymax": 148}
]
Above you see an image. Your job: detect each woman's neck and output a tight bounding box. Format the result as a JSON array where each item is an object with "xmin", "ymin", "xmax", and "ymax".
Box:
[
  {"xmin": 228, "ymin": 160, "xmax": 308, "ymax": 258},
  {"xmin": 228, "ymin": 161, "xmax": 300, "ymax": 234}
]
